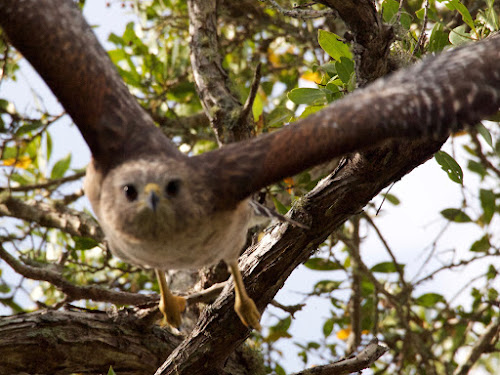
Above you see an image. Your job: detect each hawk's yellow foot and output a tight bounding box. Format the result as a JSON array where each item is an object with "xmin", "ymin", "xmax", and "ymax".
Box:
[
  {"xmin": 229, "ymin": 261, "xmax": 262, "ymax": 331},
  {"xmin": 155, "ymin": 269, "xmax": 186, "ymax": 328}
]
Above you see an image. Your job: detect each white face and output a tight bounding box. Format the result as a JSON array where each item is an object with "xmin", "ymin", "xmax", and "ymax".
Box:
[{"xmin": 99, "ymin": 158, "xmax": 208, "ymax": 242}]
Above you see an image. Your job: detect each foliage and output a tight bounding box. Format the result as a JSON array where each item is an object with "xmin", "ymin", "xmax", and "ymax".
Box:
[{"xmin": 1, "ymin": 0, "xmax": 499, "ymax": 374}]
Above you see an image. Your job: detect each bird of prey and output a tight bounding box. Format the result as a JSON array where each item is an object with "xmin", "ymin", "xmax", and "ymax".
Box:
[{"xmin": 1, "ymin": 0, "xmax": 499, "ymax": 331}]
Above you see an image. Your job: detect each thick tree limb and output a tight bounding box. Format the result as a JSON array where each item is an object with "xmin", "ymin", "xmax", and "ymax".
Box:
[
  {"xmin": 187, "ymin": 0, "xmax": 253, "ymax": 144},
  {"xmin": 318, "ymin": 0, "xmax": 395, "ymax": 85},
  {"xmin": 0, "ymin": 308, "xmax": 181, "ymax": 375}
]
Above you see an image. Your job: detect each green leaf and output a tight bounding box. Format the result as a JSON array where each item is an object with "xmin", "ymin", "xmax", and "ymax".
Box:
[
  {"xmin": 50, "ymin": 153, "xmax": 71, "ymax": 180},
  {"xmin": 267, "ymin": 316, "xmax": 292, "ymax": 342},
  {"xmin": 305, "ymin": 257, "xmax": 342, "ymax": 271},
  {"xmin": 428, "ymin": 23, "xmax": 450, "ymax": 52},
  {"xmin": 288, "ymin": 88, "xmax": 328, "ymax": 105},
  {"xmin": 476, "ymin": 123, "xmax": 493, "ymax": 148},
  {"xmin": 486, "ymin": 264, "xmax": 497, "ymax": 280},
  {"xmin": 440, "ymin": 208, "xmax": 472, "ymax": 223},
  {"xmin": 318, "ymin": 30, "xmax": 352, "ymax": 62},
  {"xmin": 480, "ymin": 189, "xmax": 496, "ymax": 224},
  {"xmin": 416, "ymin": 293, "xmax": 445, "ymax": 307},
  {"xmin": 382, "ymin": 0, "xmax": 399, "ymax": 23},
  {"xmin": 252, "ymin": 93, "xmax": 263, "ymax": 122},
  {"xmin": 314, "ymin": 280, "xmax": 342, "ymax": 294},
  {"xmin": 299, "ymin": 105, "xmax": 325, "ymax": 119},
  {"xmin": 274, "ymin": 364, "xmax": 286, "ymax": 375},
  {"xmin": 108, "ymin": 49, "xmax": 127, "ymax": 64},
  {"xmin": 383, "ymin": 193, "xmax": 400, "ymax": 206},
  {"xmin": 267, "ymin": 107, "xmax": 294, "ymax": 127},
  {"xmin": 15, "ymin": 121, "xmax": 44, "ymax": 136},
  {"xmin": 107, "ymin": 366, "xmax": 117, "ymax": 375},
  {"xmin": 467, "ymin": 160, "xmax": 488, "ymax": 179},
  {"xmin": 45, "ymin": 131, "xmax": 53, "ymax": 162},
  {"xmin": 323, "ymin": 318, "xmax": 334, "ymax": 337},
  {"xmin": 484, "ymin": 0, "xmax": 499, "ymax": 30},
  {"xmin": 439, "ymin": 0, "xmax": 476, "ymax": 34},
  {"xmin": 335, "ymin": 57, "xmax": 354, "ymax": 84},
  {"xmin": 271, "ymin": 196, "xmax": 289, "ymax": 215},
  {"xmin": 371, "ymin": 261, "xmax": 403, "ymax": 273},
  {"xmin": 470, "ymin": 235, "xmax": 491, "ymax": 252},
  {"xmin": 73, "ymin": 236, "xmax": 100, "ymax": 251},
  {"xmin": 435, "ymin": 151, "xmax": 463, "ymax": 185},
  {"xmin": 449, "ymin": 24, "xmax": 470, "ymax": 46}
]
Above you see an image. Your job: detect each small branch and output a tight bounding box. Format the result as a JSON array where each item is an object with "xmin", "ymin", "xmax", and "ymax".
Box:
[
  {"xmin": 453, "ymin": 318, "xmax": 500, "ymax": 375},
  {"xmin": 270, "ymin": 300, "xmax": 305, "ymax": 317},
  {"xmin": 289, "ymin": 338, "xmax": 388, "ymax": 375},
  {"xmin": 240, "ymin": 63, "xmax": 262, "ymax": 122},
  {"xmin": 363, "ymin": 212, "xmax": 407, "ymax": 287},
  {"xmin": 469, "ymin": 127, "xmax": 500, "ymax": 178},
  {"xmin": 0, "ymin": 243, "xmax": 228, "ymax": 308},
  {"xmin": 0, "ymin": 171, "xmax": 86, "ymax": 193},
  {"xmin": 346, "ymin": 217, "xmax": 362, "ymax": 355},
  {"xmin": 412, "ymin": 0, "xmax": 429, "ymax": 56},
  {"xmin": 265, "ymin": 0, "xmax": 338, "ymax": 19},
  {"xmin": 0, "ymin": 244, "xmax": 156, "ymax": 306},
  {"xmin": 0, "ymin": 196, "xmax": 103, "ymax": 240}
]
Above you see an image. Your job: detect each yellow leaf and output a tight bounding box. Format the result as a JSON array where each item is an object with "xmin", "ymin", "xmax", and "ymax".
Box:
[
  {"xmin": 336, "ymin": 327, "xmax": 351, "ymax": 340},
  {"xmin": 283, "ymin": 177, "xmax": 294, "ymax": 194},
  {"xmin": 268, "ymin": 49, "xmax": 281, "ymax": 67},
  {"xmin": 301, "ymin": 71, "xmax": 322, "ymax": 83},
  {"xmin": 2, "ymin": 156, "xmax": 32, "ymax": 169}
]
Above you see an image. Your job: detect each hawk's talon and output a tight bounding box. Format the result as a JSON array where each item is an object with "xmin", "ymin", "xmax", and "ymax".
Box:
[
  {"xmin": 235, "ymin": 294, "xmax": 262, "ymax": 331},
  {"xmin": 159, "ymin": 293, "xmax": 186, "ymax": 328},
  {"xmin": 155, "ymin": 269, "xmax": 186, "ymax": 328},
  {"xmin": 228, "ymin": 261, "xmax": 262, "ymax": 331}
]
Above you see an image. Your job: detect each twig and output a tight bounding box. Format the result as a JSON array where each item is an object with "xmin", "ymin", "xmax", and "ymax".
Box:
[
  {"xmin": 413, "ymin": 0, "xmax": 430, "ymax": 56},
  {"xmin": 270, "ymin": 299, "xmax": 305, "ymax": 317},
  {"xmin": 265, "ymin": 0, "xmax": 337, "ymax": 19},
  {"xmin": 469, "ymin": 127, "xmax": 500, "ymax": 178},
  {"xmin": 453, "ymin": 318, "xmax": 500, "ymax": 375},
  {"xmin": 289, "ymin": 338, "xmax": 388, "ymax": 375},
  {"xmin": 363, "ymin": 212, "xmax": 407, "ymax": 288},
  {"xmin": 0, "ymin": 196, "xmax": 103, "ymax": 240},
  {"xmin": 0, "ymin": 243, "xmax": 228, "ymax": 308},
  {"xmin": 240, "ymin": 63, "xmax": 262, "ymax": 122},
  {"xmin": 0, "ymin": 243, "xmax": 155, "ymax": 306},
  {"xmin": 0, "ymin": 171, "xmax": 86, "ymax": 193}
]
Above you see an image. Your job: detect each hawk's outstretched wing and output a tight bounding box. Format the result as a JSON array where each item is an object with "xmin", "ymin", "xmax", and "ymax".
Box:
[
  {"xmin": 198, "ymin": 35, "xmax": 500, "ymax": 208},
  {"xmin": 0, "ymin": 0, "xmax": 184, "ymax": 171}
]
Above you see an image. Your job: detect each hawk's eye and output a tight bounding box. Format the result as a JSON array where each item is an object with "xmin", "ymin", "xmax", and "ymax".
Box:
[
  {"xmin": 123, "ymin": 184, "xmax": 138, "ymax": 201},
  {"xmin": 165, "ymin": 179, "xmax": 181, "ymax": 197}
]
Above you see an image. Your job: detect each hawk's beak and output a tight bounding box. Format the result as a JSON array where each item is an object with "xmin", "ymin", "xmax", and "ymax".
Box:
[{"xmin": 144, "ymin": 183, "xmax": 161, "ymax": 212}]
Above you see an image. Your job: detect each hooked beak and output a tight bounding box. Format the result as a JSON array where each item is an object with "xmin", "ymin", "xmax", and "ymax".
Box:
[{"xmin": 144, "ymin": 183, "xmax": 161, "ymax": 212}]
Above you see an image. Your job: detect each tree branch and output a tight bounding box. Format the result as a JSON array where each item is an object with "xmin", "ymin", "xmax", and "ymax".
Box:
[
  {"xmin": 317, "ymin": 0, "xmax": 395, "ymax": 86},
  {"xmin": 0, "ymin": 196, "xmax": 103, "ymax": 240},
  {"xmin": 187, "ymin": 0, "xmax": 253, "ymax": 144},
  {"xmin": 290, "ymin": 338, "xmax": 388, "ymax": 375},
  {"xmin": 453, "ymin": 318, "xmax": 500, "ymax": 375},
  {"xmin": 0, "ymin": 171, "xmax": 86, "ymax": 193},
  {"xmin": 264, "ymin": 0, "xmax": 338, "ymax": 19}
]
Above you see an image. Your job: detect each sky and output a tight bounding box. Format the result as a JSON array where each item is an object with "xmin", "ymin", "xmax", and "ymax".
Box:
[{"xmin": 1, "ymin": 2, "xmax": 498, "ymax": 373}]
